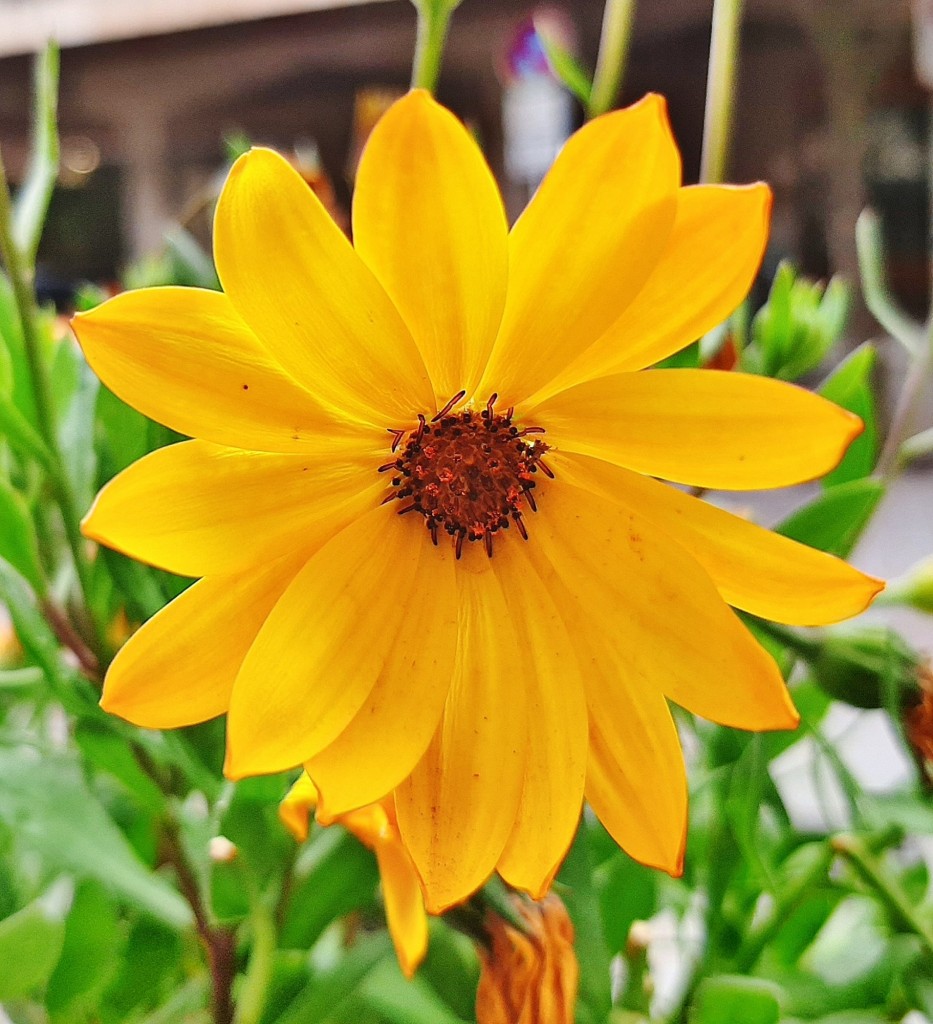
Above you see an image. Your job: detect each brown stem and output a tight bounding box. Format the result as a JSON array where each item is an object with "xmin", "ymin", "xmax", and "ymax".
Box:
[
  {"xmin": 161, "ymin": 817, "xmax": 237, "ymax": 1024},
  {"xmin": 40, "ymin": 599, "xmax": 100, "ymax": 679}
]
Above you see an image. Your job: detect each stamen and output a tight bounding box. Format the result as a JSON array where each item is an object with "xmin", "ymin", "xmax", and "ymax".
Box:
[
  {"xmin": 432, "ymin": 389, "xmax": 467, "ymax": 422},
  {"xmin": 382, "ymin": 391, "xmax": 552, "ymax": 556}
]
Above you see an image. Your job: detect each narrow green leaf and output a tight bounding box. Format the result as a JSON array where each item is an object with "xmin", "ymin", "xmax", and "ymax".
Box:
[
  {"xmin": 776, "ymin": 478, "xmax": 885, "ymax": 559},
  {"xmin": 277, "ymin": 933, "xmax": 393, "ymax": 1024},
  {"xmin": 0, "ymin": 272, "xmax": 38, "ymax": 427},
  {"xmin": 535, "ymin": 19, "xmax": 593, "ymax": 104},
  {"xmin": 0, "ymin": 748, "xmax": 192, "ymax": 929},
  {"xmin": 0, "ymin": 477, "xmax": 44, "ymax": 590},
  {"xmin": 12, "ymin": 43, "xmax": 60, "ymax": 263},
  {"xmin": 46, "ymin": 880, "xmax": 122, "ymax": 1019},
  {"xmin": 555, "ymin": 818, "xmax": 612, "ymax": 1024},
  {"xmin": 357, "ymin": 959, "xmax": 469, "ymax": 1024},
  {"xmin": 0, "ymin": 387, "xmax": 55, "ymax": 470},
  {"xmin": 0, "ymin": 880, "xmax": 71, "ymax": 1000},
  {"xmin": 819, "ymin": 344, "xmax": 878, "ymax": 486}
]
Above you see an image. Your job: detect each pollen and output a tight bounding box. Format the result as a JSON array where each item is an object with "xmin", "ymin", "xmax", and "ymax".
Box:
[{"xmin": 380, "ymin": 393, "xmax": 553, "ymax": 558}]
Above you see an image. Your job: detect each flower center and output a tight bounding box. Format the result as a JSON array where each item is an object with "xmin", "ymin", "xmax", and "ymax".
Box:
[{"xmin": 380, "ymin": 392, "xmax": 552, "ymax": 558}]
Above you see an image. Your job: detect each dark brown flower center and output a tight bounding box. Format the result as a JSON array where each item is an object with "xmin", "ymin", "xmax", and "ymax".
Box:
[{"xmin": 380, "ymin": 393, "xmax": 552, "ymax": 558}]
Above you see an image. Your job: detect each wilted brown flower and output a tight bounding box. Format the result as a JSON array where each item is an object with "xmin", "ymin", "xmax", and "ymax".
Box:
[
  {"xmin": 476, "ymin": 894, "xmax": 578, "ymax": 1024},
  {"xmin": 905, "ymin": 664, "xmax": 933, "ymax": 787}
]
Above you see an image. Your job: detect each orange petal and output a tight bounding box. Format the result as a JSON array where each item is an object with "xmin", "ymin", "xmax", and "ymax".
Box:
[
  {"xmin": 279, "ymin": 772, "xmax": 320, "ymax": 843},
  {"xmin": 72, "ymin": 287, "xmax": 362, "ymax": 453},
  {"xmin": 353, "ymin": 90, "xmax": 508, "ymax": 403},
  {"xmin": 375, "ymin": 834, "xmax": 430, "ymax": 979},
  {"xmin": 535, "ymin": 184, "xmax": 772, "ymax": 398},
  {"xmin": 307, "ymin": 539, "xmax": 459, "ymax": 818},
  {"xmin": 225, "ymin": 508, "xmax": 449, "ymax": 779},
  {"xmin": 556, "ymin": 452, "xmax": 883, "ymax": 625},
  {"xmin": 101, "ymin": 552, "xmax": 304, "ymax": 729},
  {"xmin": 214, "ymin": 147, "xmax": 433, "ymax": 425},
  {"xmin": 478, "ymin": 94, "xmax": 681, "ymax": 407},
  {"xmin": 396, "ymin": 555, "xmax": 527, "ymax": 912},
  {"xmin": 493, "ymin": 541, "xmax": 587, "ymax": 897},
  {"xmin": 531, "ymin": 475, "xmax": 797, "ymax": 736},
  {"xmin": 82, "ymin": 439, "xmax": 382, "ymax": 577},
  {"xmin": 531, "ymin": 370, "xmax": 863, "ymax": 490}
]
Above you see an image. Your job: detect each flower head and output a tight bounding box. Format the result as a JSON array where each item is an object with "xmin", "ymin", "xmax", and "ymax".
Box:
[
  {"xmin": 75, "ymin": 90, "xmax": 882, "ymax": 911},
  {"xmin": 280, "ymin": 772, "xmax": 428, "ymax": 977}
]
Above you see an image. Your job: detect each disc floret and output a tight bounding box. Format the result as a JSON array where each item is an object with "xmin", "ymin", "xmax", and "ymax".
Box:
[{"xmin": 381, "ymin": 394, "xmax": 552, "ymax": 557}]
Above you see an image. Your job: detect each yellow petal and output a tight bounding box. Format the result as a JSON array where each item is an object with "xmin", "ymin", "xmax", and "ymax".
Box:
[
  {"xmin": 478, "ymin": 94, "xmax": 680, "ymax": 407},
  {"xmin": 353, "ymin": 90, "xmax": 508, "ymax": 403},
  {"xmin": 101, "ymin": 552, "xmax": 305, "ymax": 729},
  {"xmin": 214, "ymin": 147, "xmax": 433, "ymax": 425},
  {"xmin": 557, "ymin": 452, "xmax": 883, "ymax": 625},
  {"xmin": 535, "ymin": 184, "xmax": 772, "ymax": 398},
  {"xmin": 532, "ymin": 370, "xmax": 863, "ymax": 490},
  {"xmin": 72, "ymin": 287, "xmax": 363, "ymax": 453},
  {"xmin": 532, "ymin": 475, "xmax": 797, "ymax": 736},
  {"xmin": 225, "ymin": 508, "xmax": 448, "ymax": 779},
  {"xmin": 374, "ymin": 834, "xmax": 430, "ymax": 979},
  {"xmin": 83, "ymin": 439, "xmax": 382, "ymax": 577},
  {"xmin": 307, "ymin": 541, "xmax": 459, "ymax": 818},
  {"xmin": 587, "ymin": 692, "xmax": 687, "ymax": 874},
  {"xmin": 493, "ymin": 541, "xmax": 587, "ymax": 898},
  {"xmin": 396, "ymin": 555, "xmax": 527, "ymax": 913},
  {"xmin": 279, "ymin": 772, "xmax": 320, "ymax": 843}
]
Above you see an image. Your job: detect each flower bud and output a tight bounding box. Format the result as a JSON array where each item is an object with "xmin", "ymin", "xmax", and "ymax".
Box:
[
  {"xmin": 880, "ymin": 555, "xmax": 933, "ymax": 615},
  {"xmin": 811, "ymin": 628, "xmax": 923, "ymax": 710}
]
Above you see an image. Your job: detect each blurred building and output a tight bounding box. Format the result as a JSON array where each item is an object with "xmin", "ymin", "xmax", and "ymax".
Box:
[{"xmin": 0, "ymin": 0, "xmax": 922, "ymax": 316}]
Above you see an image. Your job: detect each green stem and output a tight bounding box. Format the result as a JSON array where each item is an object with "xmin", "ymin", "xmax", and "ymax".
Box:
[
  {"xmin": 410, "ymin": 2, "xmax": 456, "ymax": 94},
  {"xmin": 0, "ymin": 150, "xmax": 106, "ymax": 660},
  {"xmin": 587, "ymin": 0, "xmax": 637, "ymax": 119},
  {"xmin": 700, "ymin": 0, "xmax": 744, "ymax": 184},
  {"xmin": 751, "ymin": 618, "xmax": 823, "ymax": 662},
  {"xmin": 832, "ymin": 833, "xmax": 933, "ymax": 957},
  {"xmin": 234, "ymin": 873, "xmax": 277, "ymax": 1024},
  {"xmin": 877, "ymin": 317, "xmax": 933, "ymax": 478},
  {"xmin": 735, "ymin": 844, "xmax": 834, "ymax": 972}
]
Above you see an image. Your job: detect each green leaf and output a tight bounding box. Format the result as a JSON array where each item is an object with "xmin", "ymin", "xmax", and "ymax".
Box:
[
  {"xmin": 0, "ymin": 386, "xmax": 54, "ymax": 470},
  {"xmin": 75, "ymin": 721, "xmax": 164, "ymax": 814},
  {"xmin": 281, "ymin": 827, "xmax": 380, "ymax": 949},
  {"xmin": 46, "ymin": 880, "xmax": 122, "ymax": 1020},
  {"xmin": 595, "ymin": 850, "xmax": 658, "ymax": 956},
  {"xmin": 276, "ymin": 932, "xmax": 393, "ymax": 1024},
  {"xmin": 0, "ymin": 879, "xmax": 71, "ymax": 1000},
  {"xmin": 818, "ymin": 344, "xmax": 878, "ymax": 486},
  {"xmin": 12, "ymin": 42, "xmax": 60, "ymax": 264},
  {"xmin": 776, "ymin": 478, "xmax": 885, "ymax": 559},
  {"xmin": 555, "ymin": 818, "xmax": 612, "ymax": 1024},
  {"xmin": 0, "ymin": 477, "xmax": 44, "ymax": 590},
  {"xmin": 54, "ymin": 341, "xmax": 99, "ymax": 510},
  {"xmin": 693, "ymin": 975, "xmax": 782, "ymax": 1024},
  {"xmin": 535, "ymin": 18, "xmax": 592, "ymax": 104},
  {"xmin": 100, "ymin": 919, "xmax": 186, "ymax": 1022},
  {"xmin": 0, "ymin": 747, "xmax": 191, "ymax": 929},
  {"xmin": 357, "ymin": 959, "xmax": 469, "ymax": 1024},
  {"xmin": 0, "ymin": 273, "xmax": 38, "ymax": 426}
]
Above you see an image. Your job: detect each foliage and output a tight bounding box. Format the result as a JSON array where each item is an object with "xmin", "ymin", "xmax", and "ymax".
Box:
[{"xmin": 1, "ymin": 16, "xmax": 932, "ymax": 1024}]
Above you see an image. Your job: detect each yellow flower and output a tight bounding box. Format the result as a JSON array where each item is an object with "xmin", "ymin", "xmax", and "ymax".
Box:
[
  {"xmin": 74, "ymin": 91, "xmax": 883, "ymax": 912},
  {"xmin": 279, "ymin": 772, "xmax": 428, "ymax": 978},
  {"xmin": 475, "ymin": 894, "xmax": 578, "ymax": 1024}
]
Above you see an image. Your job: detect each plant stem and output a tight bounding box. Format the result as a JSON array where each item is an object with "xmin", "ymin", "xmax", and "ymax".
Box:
[
  {"xmin": 0, "ymin": 150, "xmax": 107, "ymax": 660},
  {"xmin": 410, "ymin": 2, "xmax": 456, "ymax": 94},
  {"xmin": 587, "ymin": 0, "xmax": 637, "ymax": 119},
  {"xmin": 876, "ymin": 318, "xmax": 933, "ymax": 478},
  {"xmin": 832, "ymin": 833, "xmax": 933, "ymax": 957},
  {"xmin": 700, "ymin": 0, "xmax": 744, "ymax": 184},
  {"xmin": 235, "ymin": 876, "xmax": 277, "ymax": 1024},
  {"xmin": 162, "ymin": 813, "xmax": 237, "ymax": 1024}
]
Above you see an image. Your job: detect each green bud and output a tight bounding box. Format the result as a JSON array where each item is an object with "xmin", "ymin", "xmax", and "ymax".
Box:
[
  {"xmin": 879, "ymin": 555, "xmax": 933, "ymax": 615},
  {"xmin": 811, "ymin": 628, "xmax": 923, "ymax": 710}
]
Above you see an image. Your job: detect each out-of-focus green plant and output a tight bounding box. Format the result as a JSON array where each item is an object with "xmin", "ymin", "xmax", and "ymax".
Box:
[
  {"xmin": 742, "ymin": 262, "xmax": 852, "ymax": 381},
  {"xmin": 2, "ymin": 2, "xmax": 933, "ymax": 1022}
]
